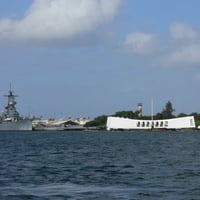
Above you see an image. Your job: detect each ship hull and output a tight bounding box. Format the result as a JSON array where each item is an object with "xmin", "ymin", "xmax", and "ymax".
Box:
[{"xmin": 0, "ymin": 120, "xmax": 32, "ymax": 131}]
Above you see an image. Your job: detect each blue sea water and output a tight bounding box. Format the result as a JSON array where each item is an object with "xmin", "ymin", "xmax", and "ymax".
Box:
[{"xmin": 0, "ymin": 130, "xmax": 200, "ymax": 200}]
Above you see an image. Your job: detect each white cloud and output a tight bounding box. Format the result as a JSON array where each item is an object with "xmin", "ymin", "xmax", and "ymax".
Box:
[
  {"xmin": 122, "ymin": 32, "xmax": 159, "ymax": 55},
  {"xmin": 0, "ymin": 0, "xmax": 121, "ymax": 45},
  {"xmin": 170, "ymin": 22, "xmax": 199, "ymax": 42},
  {"xmin": 161, "ymin": 22, "xmax": 200, "ymax": 66},
  {"xmin": 122, "ymin": 23, "xmax": 200, "ymax": 67},
  {"xmin": 163, "ymin": 44, "xmax": 200, "ymax": 66}
]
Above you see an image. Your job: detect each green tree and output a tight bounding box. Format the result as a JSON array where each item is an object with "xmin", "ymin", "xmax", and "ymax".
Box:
[
  {"xmin": 114, "ymin": 111, "xmax": 136, "ymax": 119},
  {"xmin": 155, "ymin": 101, "xmax": 175, "ymax": 119},
  {"xmin": 162, "ymin": 101, "xmax": 175, "ymax": 119},
  {"xmin": 84, "ymin": 115, "xmax": 107, "ymax": 128},
  {"xmin": 177, "ymin": 113, "xmax": 188, "ymax": 118}
]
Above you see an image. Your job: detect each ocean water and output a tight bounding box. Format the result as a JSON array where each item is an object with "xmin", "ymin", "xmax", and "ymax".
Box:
[{"xmin": 0, "ymin": 131, "xmax": 200, "ymax": 200}]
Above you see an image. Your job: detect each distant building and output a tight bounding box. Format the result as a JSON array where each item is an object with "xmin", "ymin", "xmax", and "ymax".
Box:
[
  {"xmin": 32, "ymin": 117, "xmax": 90, "ymax": 131},
  {"xmin": 74, "ymin": 117, "xmax": 91, "ymax": 125}
]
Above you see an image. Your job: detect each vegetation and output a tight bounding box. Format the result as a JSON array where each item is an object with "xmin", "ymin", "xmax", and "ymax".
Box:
[
  {"xmin": 114, "ymin": 111, "xmax": 136, "ymax": 119},
  {"xmin": 84, "ymin": 101, "xmax": 200, "ymax": 128},
  {"xmin": 84, "ymin": 115, "xmax": 107, "ymax": 129},
  {"xmin": 191, "ymin": 112, "xmax": 200, "ymax": 127},
  {"xmin": 155, "ymin": 101, "xmax": 175, "ymax": 119}
]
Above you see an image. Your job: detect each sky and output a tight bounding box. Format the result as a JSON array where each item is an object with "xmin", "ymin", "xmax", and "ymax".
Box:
[{"xmin": 0, "ymin": 0, "xmax": 200, "ymax": 119}]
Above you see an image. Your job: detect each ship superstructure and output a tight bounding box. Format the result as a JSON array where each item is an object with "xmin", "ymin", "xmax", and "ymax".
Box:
[
  {"xmin": 1, "ymin": 88, "xmax": 20, "ymax": 121},
  {"xmin": 0, "ymin": 87, "xmax": 32, "ymax": 130}
]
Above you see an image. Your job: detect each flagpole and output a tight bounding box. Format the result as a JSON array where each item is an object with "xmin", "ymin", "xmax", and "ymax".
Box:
[
  {"xmin": 151, "ymin": 98, "xmax": 154, "ymax": 130},
  {"xmin": 151, "ymin": 98, "xmax": 154, "ymax": 121}
]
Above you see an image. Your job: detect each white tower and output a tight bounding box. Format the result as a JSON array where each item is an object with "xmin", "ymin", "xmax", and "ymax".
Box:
[{"xmin": 138, "ymin": 103, "xmax": 142, "ymax": 118}]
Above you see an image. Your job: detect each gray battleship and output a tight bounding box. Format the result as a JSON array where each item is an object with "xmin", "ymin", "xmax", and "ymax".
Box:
[{"xmin": 0, "ymin": 87, "xmax": 32, "ymax": 131}]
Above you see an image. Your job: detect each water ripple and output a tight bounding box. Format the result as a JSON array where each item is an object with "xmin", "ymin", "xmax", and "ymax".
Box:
[{"xmin": 0, "ymin": 131, "xmax": 200, "ymax": 199}]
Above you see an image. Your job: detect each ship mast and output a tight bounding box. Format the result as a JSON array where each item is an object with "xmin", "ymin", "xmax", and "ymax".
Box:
[{"xmin": 5, "ymin": 84, "xmax": 17, "ymax": 106}]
